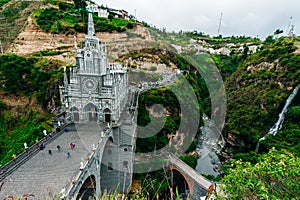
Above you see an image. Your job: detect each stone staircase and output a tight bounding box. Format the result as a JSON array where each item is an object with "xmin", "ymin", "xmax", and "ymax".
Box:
[{"xmin": 0, "ymin": 123, "xmax": 102, "ymax": 199}]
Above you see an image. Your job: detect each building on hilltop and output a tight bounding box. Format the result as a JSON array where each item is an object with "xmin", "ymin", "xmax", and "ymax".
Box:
[
  {"xmin": 87, "ymin": 1, "xmax": 131, "ymax": 20},
  {"xmin": 59, "ymin": 11, "xmax": 128, "ymax": 124}
]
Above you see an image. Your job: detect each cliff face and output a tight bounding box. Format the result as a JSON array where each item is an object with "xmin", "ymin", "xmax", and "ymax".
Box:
[
  {"xmin": 224, "ymin": 38, "xmax": 300, "ymax": 152},
  {"xmin": 7, "ymin": 13, "xmax": 152, "ymax": 64}
]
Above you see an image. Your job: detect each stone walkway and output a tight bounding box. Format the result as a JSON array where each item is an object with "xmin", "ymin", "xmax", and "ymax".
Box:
[{"xmin": 0, "ymin": 123, "xmax": 102, "ymax": 199}]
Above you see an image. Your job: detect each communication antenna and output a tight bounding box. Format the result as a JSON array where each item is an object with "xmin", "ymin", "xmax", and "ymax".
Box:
[
  {"xmin": 217, "ymin": 12, "xmax": 223, "ymax": 36},
  {"xmin": 0, "ymin": 40, "xmax": 3, "ymax": 54},
  {"xmin": 286, "ymin": 16, "xmax": 292, "ymax": 35},
  {"xmin": 288, "ymin": 25, "xmax": 294, "ymax": 37}
]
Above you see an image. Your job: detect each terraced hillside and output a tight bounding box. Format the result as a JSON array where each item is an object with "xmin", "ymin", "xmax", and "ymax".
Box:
[{"xmin": 0, "ymin": 0, "xmax": 44, "ymax": 52}]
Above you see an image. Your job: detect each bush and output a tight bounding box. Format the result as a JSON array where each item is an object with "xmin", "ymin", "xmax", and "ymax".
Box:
[
  {"xmin": 0, "ymin": 0, "xmax": 10, "ymax": 8},
  {"xmin": 36, "ymin": 7, "xmax": 63, "ymax": 32},
  {"xmin": 149, "ymin": 66, "xmax": 157, "ymax": 71},
  {"xmin": 126, "ymin": 22, "xmax": 134, "ymax": 29},
  {"xmin": 58, "ymin": 1, "xmax": 73, "ymax": 11}
]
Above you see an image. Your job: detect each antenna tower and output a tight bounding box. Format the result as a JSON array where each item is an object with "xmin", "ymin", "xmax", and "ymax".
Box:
[
  {"xmin": 286, "ymin": 16, "xmax": 292, "ymax": 36},
  {"xmin": 288, "ymin": 25, "xmax": 294, "ymax": 37},
  {"xmin": 217, "ymin": 12, "xmax": 223, "ymax": 36}
]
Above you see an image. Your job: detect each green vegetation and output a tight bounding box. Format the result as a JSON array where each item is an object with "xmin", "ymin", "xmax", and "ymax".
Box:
[
  {"xmin": 211, "ymin": 54, "xmax": 238, "ymax": 80},
  {"xmin": 259, "ymin": 104, "xmax": 300, "ymax": 157},
  {"xmin": 134, "ymin": 50, "xmax": 215, "ymax": 198},
  {"xmin": 0, "ymin": 54, "xmax": 65, "ymax": 165},
  {"xmin": 33, "ymin": 0, "xmax": 137, "ymax": 34},
  {"xmin": 220, "ymin": 148, "xmax": 300, "ymax": 199},
  {"xmin": 1, "ymin": 2, "xmax": 300, "ymax": 197},
  {"xmin": 132, "ymin": 33, "xmax": 300, "ymax": 199},
  {"xmin": 217, "ymin": 36, "xmax": 300, "ymax": 199},
  {"xmin": 136, "ymin": 88, "xmax": 180, "ymax": 153},
  {"xmin": 0, "ymin": 0, "xmax": 10, "ymax": 8},
  {"xmin": 128, "ymin": 70, "xmax": 161, "ymax": 83},
  {"xmin": 225, "ymin": 37, "xmax": 300, "ymax": 154},
  {"xmin": 36, "ymin": 7, "xmax": 64, "ymax": 32},
  {"xmin": 32, "ymin": 49, "xmax": 69, "ymax": 57},
  {"xmin": 1, "ymin": 1, "xmax": 30, "ymax": 22}
]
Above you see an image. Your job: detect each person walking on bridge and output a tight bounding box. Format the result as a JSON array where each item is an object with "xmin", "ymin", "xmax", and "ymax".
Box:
[
  {"xmin": 24, "ymin": 142, "xmax": 28, "ymax": 151},
  {"xmin": 43, "ymin": 129, "xmax": 47, "ymax": 137}
]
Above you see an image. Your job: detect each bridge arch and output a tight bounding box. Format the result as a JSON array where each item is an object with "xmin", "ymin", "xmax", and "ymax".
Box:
[
  {"xmin": 77, "ymin": 174, "xmax": 97, "ymax": 200},
  {"xmin": 84, "ymin": 103, "xmax": 99, "ymax": 122},
  {"xmin": 169, "ymin": 164, "xmax": 195, "ymax": 195}
]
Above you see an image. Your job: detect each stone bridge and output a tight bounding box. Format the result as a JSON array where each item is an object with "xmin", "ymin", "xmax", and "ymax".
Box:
[
  {"xmin": 67, "ymin": 107, "xmax": 137, "ymax": 199},
  {"xmin": 0, "ymin": 90, "xmax": 138, "ymax": 200},
  {"xmin": 168, "ymin": 154, "xmax": 221, "ymax": 199},
  {"xmin": 0, "ymin": 88, "xmax": 223, "ymax": 200}
]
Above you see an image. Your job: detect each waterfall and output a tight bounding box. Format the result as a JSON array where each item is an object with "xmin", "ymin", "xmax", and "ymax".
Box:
[{"xmin": 255, "ymin": 83, "xmax": 300, "ymax": 153}]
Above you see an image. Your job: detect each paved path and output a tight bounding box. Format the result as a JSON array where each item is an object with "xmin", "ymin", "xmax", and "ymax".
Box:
[{"xmin": 0, "ymin": 123, "xmax": 102, "ymax": 199}]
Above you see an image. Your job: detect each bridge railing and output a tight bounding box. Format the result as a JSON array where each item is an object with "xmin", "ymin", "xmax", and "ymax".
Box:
[
  {"xmin": 0, "ymin": 123, "xmax": 69, "ymax": 182},
  {"xmin": 167, "ymin": 153, "xmax": 212, "ymax": 189},
  {"xmin": 65, "ymin": 125, "xmax": 112, "ymax": 199}
]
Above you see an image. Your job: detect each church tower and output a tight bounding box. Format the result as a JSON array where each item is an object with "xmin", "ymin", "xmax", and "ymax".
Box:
[{"xmin": 60, "ymin": 11, "xmax": 128, "ymax": 124}]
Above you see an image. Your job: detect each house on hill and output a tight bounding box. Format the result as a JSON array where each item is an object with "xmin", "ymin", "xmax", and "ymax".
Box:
[{"xmin": 87, "ymin": 1, "xmax": 130, "ymax": 20}]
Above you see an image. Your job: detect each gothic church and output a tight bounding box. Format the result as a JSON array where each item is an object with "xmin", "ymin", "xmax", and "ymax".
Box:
[{"xmin": 59, "ymin": 11, "xmax": 128, "ymax": 124}]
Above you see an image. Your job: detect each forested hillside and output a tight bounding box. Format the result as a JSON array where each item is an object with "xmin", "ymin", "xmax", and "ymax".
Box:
[
  {"xmin": 0, "ymin": 0, "xmax": 299, "ymax": 198},
  {"xmin": 0, "ymin": 54, "xmax": 65, "ymax": 164}
]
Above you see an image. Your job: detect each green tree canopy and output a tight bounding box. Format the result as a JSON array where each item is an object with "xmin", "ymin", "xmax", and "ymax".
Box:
[{"xmin": 220, "ymin": 148, "xmax": 300, "ymax": 199}]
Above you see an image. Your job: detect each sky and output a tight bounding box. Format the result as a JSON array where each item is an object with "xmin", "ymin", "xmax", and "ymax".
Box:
[{"xmin": 94, "ymin": 0, "xmax": 299, "ymax": 39}]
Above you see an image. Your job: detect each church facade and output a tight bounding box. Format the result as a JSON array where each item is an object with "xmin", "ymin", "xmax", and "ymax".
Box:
[{"xmin": 59, "ymin": 11, "xmax": 128, "ymax": 124}]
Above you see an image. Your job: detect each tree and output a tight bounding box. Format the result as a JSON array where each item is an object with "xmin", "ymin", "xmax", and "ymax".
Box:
[
  {"xmin": 219, "ymin": 148, "xmax": 300, "ymax": 199},
  {"xmin": 73, "ymin": 0, "xmax": 86, "ymax": 24},
  {"xmin": 274, "ymin": 29, "xmax": 284, "ymax": 38}
]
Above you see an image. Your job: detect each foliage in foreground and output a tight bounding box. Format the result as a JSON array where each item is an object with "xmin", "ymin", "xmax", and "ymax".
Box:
[{"xmin": 220, "ymin": 148, "xmax": 300, "ymax": 200}]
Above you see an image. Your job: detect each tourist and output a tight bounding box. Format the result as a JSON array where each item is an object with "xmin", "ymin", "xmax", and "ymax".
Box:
[
  {"xmin": 67, "ymin": 152, "xmax": 71, "ymax": 158},
  {"xmin": 80, "ymin": 161, "xmax": 84, "ymax": 170},
  {"xmin": 57, "ymin": 145, "xmax": 61, "ymax": 152},
  {"xmin": 48, "ymin": 149, "xmax": 52, "ymax": 155},
  {"xmin": 12, "ymin": 154, "xmax": 16, "ymax": 161},
  {"xmin": 56, "ymin": 126, "xmax": 61, "ymax": 133},
  {"xmin": 24, "ymin": 142, "xmax": 28, "ymax": 151},
  {"xmin": 43, "ymin": 129, "xmax": 47, "ymax": 137},
  {"xmin": 70, "ymin": 143, "xmax": 75, "ymax": 150}
]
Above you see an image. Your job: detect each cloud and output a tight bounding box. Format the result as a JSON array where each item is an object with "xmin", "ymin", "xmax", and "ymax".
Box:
[{"xmin": 95, "ymin": 0, "xmax": 299, "ymax": 38}]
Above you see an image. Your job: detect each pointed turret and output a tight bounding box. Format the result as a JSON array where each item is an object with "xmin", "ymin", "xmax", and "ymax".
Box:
[
  {"xmin": 87, "ymin": 11, "xmax": 95, "ymax": 36},
  {"xmin": 64, "ymin": 67, "xmax": 68, "ymax": 89}
]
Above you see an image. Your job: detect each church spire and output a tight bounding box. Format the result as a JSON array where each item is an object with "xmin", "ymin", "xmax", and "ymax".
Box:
[{"xmin": 87, "ymin": 11, "xmax": 95, "ymax": 36}]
